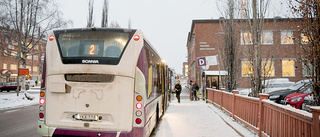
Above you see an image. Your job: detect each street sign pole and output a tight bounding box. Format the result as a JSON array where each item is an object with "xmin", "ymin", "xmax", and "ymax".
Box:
[{"xmin": 217, "ymin": 55, "xmax": 222, "ymax": 90}]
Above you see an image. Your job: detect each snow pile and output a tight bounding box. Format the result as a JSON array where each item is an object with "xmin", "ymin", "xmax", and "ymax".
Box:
[{"xmin": 0, "ymin": 91, "xmax": 39, "ymax": 111}]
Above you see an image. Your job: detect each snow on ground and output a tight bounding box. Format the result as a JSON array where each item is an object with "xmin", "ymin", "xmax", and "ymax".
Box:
[
  {"xmin": 155, "ymin": 87, "xmax": 257, "ymax": 137},
  {"xmin": 0, "ymin": 87, "xmax": 40, "ymax": 111}
]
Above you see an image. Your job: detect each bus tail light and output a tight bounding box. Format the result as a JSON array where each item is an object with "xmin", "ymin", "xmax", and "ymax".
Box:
[
  {"xmin": 136, "ymin": 103, "xmax": 142, "ymax": 109},
  {"xmin": 39, "ymin": 113, "xmax": 44, "ymax": 118},
  {"xmin": 134, "ymin": 94, "xmax": 144, "ymax": 126},
  {"xmin": 40, "ymin": 98, "xmax": 45, "ymax": 105},
  {"xmin": 39, "ymin": 88, "xmax": 46, "ymax": 121},
  {"xmin": 135, "ymin": 118, "xmax": 142, "ymax": 124},
  {"xmin": 40, "ymin": 91, "xmax": 45, "ymax": 97}
]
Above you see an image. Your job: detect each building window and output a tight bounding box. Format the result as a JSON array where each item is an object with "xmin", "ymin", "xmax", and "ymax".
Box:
[
  {"xmin": 27, "ymin": 54, "xmax": 32, "ymax": 60},
  {"xmin": 302, "ymin": 60, "xmax": 313, "ymax": 77},
  {"xmin": 4, "ymin": 50, "xmax": 8, "ymax": 56},
  {"xmin": 8, "ymin": 45, "xmax": 14, "ymax": 50},
  {"xmin": 282, "ymin": 59, "xmax": 295, "ymax": 77},
  {"xmin": 12, "ymin": 40, "xmax": 18, "ymax": 45},
  {"xmin": 241, "ymin": 60, "xmax": 253, "ymax": 77},
  {"xmin": 26, "ymin": 66, "xmax": 31, "ymax": 71},
  {"xmin": 281, "ymin": 30, "xmax": 294, "ymax": 44},
  {"xmin": 262, "ymin": 60, "xmax": 275, "ymax": 77},
  {"xmin": 261, "ymin": 30, "xmax": 273, "ymax": 44},
  {"xmin": 5, "ymin": 37, "xmax": 9, "ymax": 44},
  {"xmin": 33, "ymin": 55, "xmax": 38, "ymax": 60},
  {"xmin": 3, "ymin": 63, "xmax": 7, "ymax": 69},
  {"xmin": 241, "ymin": 31, "xmax": 253, "ymax": 45},
  {"xmin": 34, "ymin": 45, "xmax": 39, "ymax": 50},
  {"xmin": 301, "ymin": 33, "xmax": 310, "ymax": 44},
  {"xmin": 10, "ymin": 64, "xmax": 17, "ymax": 70},
  {"xmin": 33, "ymin": 66, "xmax": 38, "ymax": 72},
  {"xmin": 11, "ymin": 51, "xmax": 17, "ymax": 57}
]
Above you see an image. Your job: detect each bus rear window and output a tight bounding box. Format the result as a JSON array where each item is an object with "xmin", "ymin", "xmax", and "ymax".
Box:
[{"xmin": 54, "ymin": 29, "xmax": 135, "ymax": 64}]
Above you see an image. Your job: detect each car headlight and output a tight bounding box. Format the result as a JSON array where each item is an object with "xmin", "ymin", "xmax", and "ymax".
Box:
[
  {"xmin": 291, "ymin": 97, "xmax": 302, "ymax": 102},
  {"xmin": 269, "ymin": 95, "xmax": 280, "ymax": 99}
]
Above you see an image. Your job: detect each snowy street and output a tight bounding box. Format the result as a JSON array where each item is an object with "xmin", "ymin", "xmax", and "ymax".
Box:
[{"xmin": 152, "ymin": 85, "xmax": 256, "ymax": 137}]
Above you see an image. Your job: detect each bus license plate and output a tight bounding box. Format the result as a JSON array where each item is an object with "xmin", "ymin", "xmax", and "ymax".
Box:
[{"xmin": 75, "ymin": 114, "xmax": 99, "ymax": 121}]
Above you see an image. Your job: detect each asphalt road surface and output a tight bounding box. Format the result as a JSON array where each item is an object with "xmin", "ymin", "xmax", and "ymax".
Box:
[{"xmin": 0, "ymin": 104, "xmax": 39, "ymax": 137}]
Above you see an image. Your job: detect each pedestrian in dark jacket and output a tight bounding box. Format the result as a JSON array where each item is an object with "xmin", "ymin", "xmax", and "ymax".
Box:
[
  {"xmin": 191, "ymin": 82, "xmax": 199, "ymax": 100},
  {"xmin": 174, "ymin": 81, "xmax": 182, "ymax": 103}
]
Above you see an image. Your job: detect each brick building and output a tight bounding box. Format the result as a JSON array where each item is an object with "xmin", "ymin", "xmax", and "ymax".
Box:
[
  {"xmin": 186, "ymin": 18, "xmax": 310, "ymax": 89},
  {"xmin": 0, "ymin": 29, "xmax": 46, "ymax": 85}
]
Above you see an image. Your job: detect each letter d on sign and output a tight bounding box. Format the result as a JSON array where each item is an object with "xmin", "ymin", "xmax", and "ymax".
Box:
[{"xmin": 197, "ymin": 57, "xmax": 206, "ymax": 67}]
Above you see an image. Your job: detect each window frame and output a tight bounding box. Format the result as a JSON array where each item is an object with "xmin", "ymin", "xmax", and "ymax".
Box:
[
  {"xmin": 241, "ymin": 60, "xmax": 254, "ymax": 77},
  {"xmin": 261, "ymin": 59, "xmax": 275, "ymax": 77},
  {"xmin": 240, "ymin": 31, "xmax": 253, "ymax": 45},
  {"xmin": 261, "ymin": 30, "xmax": 274, "ymax": 45},
  {"xmin": 281, "ymin": 30, "xmax": 294, "ymax": 45},
  {"xmin": 282, "ymin": 59, "xmax": 295, "ymax": 77}
]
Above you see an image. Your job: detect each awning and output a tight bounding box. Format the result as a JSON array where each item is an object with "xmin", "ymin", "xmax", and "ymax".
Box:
[
  {"xmin": 1, "ymin": 69, "xmax": 13, "ymax": 75},
  {"xmin": 204, "ymin": 71, "xmax": 228, "ymax": 76}
]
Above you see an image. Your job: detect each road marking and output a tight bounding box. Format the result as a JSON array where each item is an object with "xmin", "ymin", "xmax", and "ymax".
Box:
[{"xmin": 4, "ymin": 109, "xmax": 19, "ymax": 113}]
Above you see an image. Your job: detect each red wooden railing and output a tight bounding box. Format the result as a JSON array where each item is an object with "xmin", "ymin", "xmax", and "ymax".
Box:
[{"xmin": 206, "ymin": 88, "xmax": 320, "ymax": 137}]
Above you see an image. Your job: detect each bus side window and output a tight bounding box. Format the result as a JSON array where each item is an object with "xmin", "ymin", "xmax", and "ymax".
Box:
[{"xmin": 105, "ymin": 46, "xmax": 121, "ymax": 57}]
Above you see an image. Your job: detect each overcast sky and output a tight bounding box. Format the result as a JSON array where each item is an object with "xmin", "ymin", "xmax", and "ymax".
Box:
[{"xmin": 56, "ymin": 0, "xmax": 290, "ymax": 74}]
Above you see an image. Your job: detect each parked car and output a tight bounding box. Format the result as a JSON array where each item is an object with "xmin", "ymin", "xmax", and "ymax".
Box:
[
  {"xmin": 262, "ymin": 81, "xmax": 294, "ymax": 93},
  {"xmin": 284, "ymin": 85, "xmax": 313, "ymax": 109},
  {"xmin": 0, "ymin": 82, "xmax": 29, "ymax": 92},
  {"xmin": 268, "ymin": 79, "xmax": 311, "ymax": 104},
  {"xmin": 239, "ymin": 78, "xmax": 294, "ymax": 96}
]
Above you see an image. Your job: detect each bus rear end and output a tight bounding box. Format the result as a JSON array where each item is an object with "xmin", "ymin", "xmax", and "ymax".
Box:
[{"xmin": 38, "ymin": 28, "xmax": 147, "ymax": 136}]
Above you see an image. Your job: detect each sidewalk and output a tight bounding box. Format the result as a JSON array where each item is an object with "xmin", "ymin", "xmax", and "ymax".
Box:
[{"xmin": 155, "ymin": 86, "xmax": 256, "ymax": 137}]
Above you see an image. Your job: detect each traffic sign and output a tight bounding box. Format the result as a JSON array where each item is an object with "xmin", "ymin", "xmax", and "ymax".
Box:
[
  {"xmin": 197, "ymin": 57, "xmax": 206, "ymax": 67},
  {"xmin": 19, "ymin": 68, "xmax": 29, "ymax": 75}
]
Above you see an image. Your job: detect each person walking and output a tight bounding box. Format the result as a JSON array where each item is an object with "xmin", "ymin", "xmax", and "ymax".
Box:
[
  {"xmin": 191, "ymin": 81, "xmax": 199, "ymax": 101},
  {"xmin": 174, "ymin": 81, "xmax": 182, "ymax": 103}
]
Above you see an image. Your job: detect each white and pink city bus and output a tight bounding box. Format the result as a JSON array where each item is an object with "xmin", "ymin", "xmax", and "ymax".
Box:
[{"xmin": 38, "ymin": 28, "xmax": 170, "ymax": 137}]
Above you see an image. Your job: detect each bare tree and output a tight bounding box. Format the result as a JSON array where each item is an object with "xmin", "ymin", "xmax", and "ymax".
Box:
[
  {"xmin": 109, "ymin": 21, "xmax": 121, "ymax": 28},
  {"xmin": 128, "ymin": 18, "xmax": 132, "ymax": 29},
  {"xmin": 87, "ymin": 0, "xmax": 94, "ymax": 27},
  {"xmin": 239, "ymin": 0, "xmax": 270, "ymax": 97},
  {"xmin": 0, "ymin": 0, "xmax": 71, "ymax": 95},
  {"xmin": 218, "ymin": 0, "xmax": 240, "ymax": 91},
  {"xmin": 289, "ymin": 0, "xmax": 320, "ymax": 105},
  {"xmin": 101, "ymin": 0, "xmax": 108, "ymax": 27}
]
